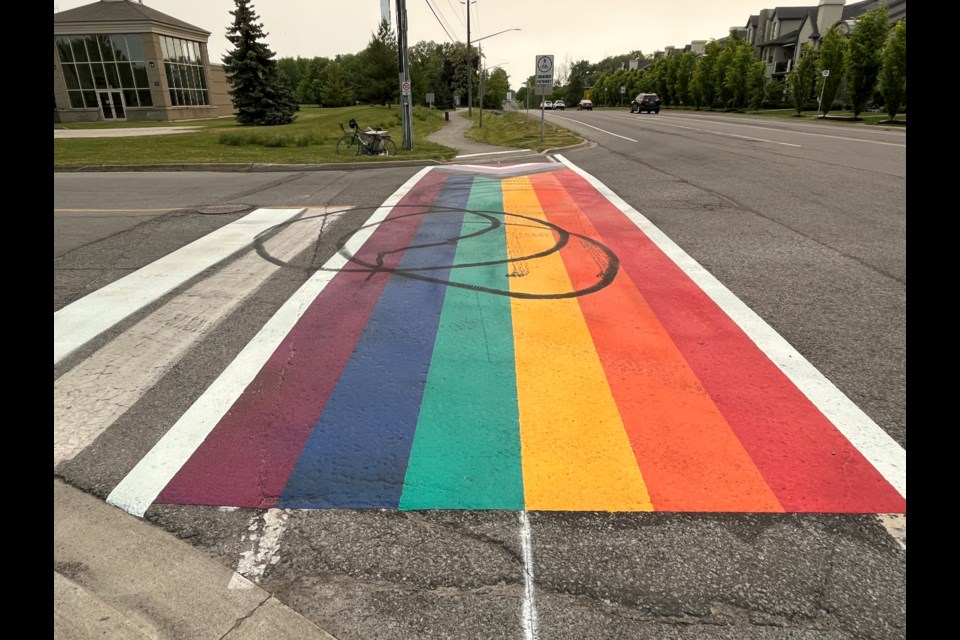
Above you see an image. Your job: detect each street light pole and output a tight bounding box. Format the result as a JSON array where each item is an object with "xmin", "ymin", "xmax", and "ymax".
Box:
[{"xmin": 464, "ymin": 25, "xmax": 521, "ymax": 119}]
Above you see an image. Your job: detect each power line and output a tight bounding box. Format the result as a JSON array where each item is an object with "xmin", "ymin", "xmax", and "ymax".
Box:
[{"xmin": 423, "ymin": 0, "xmax": 457, "ymax": 43}]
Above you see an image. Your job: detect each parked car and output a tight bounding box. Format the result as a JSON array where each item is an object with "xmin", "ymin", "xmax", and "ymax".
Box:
[
  {"xmin": 541, "ymin": 100, "xmax": 553, "ymax": 110},
  {"xmin": 577, "ymin": 99, "xmax": 593, "ymax": 111},
  {"xmin": 553, "ymin": 99, "xmax": 566, "ymax": 110},
  {"xmin": 630, "ymin": 93, "xmax": 661, "ymax": 114}
]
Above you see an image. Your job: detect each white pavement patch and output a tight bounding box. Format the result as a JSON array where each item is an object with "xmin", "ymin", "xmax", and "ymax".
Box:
[
  {"xmin": 107, "ymin": 168, "xmax": 433, "ymax": 517},
  {"xmin": 557, "ymin": 155, "xmax": 907, "ymax": 502},
  {"xmin": 878, "ymin": 514, "xmax": 906, "ymax": 551},
  {"xmin": 54, "ymin": 207, "xmax": 305, "ymax": 365},
  {"xmin": 519, "ymin": 512, "xmax": 539, "ymax": 640},
  {"xmin": 231, "ymin": 509, "xmax": 290, "ymax": 588},
  {"xmin": 53, "ymin": 208, "xmax": 341, "ymax": 468}
]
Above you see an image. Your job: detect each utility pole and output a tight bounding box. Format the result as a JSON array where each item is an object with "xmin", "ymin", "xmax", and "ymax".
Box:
[
  {"xmin": 465, "ymin": 2, "xmax": 473, "ymax": 117},
  {"xmin": 396, "ymin": 0, "xmax": 413, "ymax": 149}
]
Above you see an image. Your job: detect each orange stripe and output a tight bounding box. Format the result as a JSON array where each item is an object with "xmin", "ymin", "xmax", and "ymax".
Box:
[
  {"xmin": 502, "ymin": 176, "xmax": 653, "ymax": 511},
  {"xmin": 532, "ymin": 172, "xmax": 784, "ymax": 512}
]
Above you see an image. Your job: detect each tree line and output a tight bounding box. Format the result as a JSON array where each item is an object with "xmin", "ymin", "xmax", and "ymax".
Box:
[
  {"xmin": 224, "ymin": 0, "xmax": 904, "ymax": 126},
  {"xmin": 521, "ymin": 3, "xmax": 904, "ymax": 120}
]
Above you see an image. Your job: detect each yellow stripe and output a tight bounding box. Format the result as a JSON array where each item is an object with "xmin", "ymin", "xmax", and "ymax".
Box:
[{"xmin": 502, "ymin": 177, "xmax": 653, "ymax": 511}]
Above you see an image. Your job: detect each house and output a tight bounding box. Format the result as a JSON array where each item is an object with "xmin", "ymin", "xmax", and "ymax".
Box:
[
  {"xmin": 745, "ymin": 0, "xmax": 907, "ymax": 81},
  {"xmin": 54, "ymin": 0, "xmax": 233, "ymax": 123}
]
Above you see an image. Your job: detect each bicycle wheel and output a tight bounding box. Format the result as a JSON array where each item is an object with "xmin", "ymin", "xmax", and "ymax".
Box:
[
  {"xmin": 382, "ymin": 139, "xmax": 399, "ymax": 156},
  {"xmin": 336, "ymin": 134, "xmax": 359, "ymax": 156}
]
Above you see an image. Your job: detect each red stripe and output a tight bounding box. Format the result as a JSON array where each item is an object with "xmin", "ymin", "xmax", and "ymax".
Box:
[
  {"xmin": 156, "ymin": 172, "xmax": 448, "ymax": 508},
  {"xmin": 532, "ymin": 171, "xmax": 784, "ymax": 512},
  {"xmin": 553, "ymin": 169, "xmax": 904, "ymax": 513}
]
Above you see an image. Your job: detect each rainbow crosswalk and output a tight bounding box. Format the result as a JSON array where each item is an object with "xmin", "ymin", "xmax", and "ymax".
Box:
[{"xmin": 110, "ymin": 161, "xmax": 906, "ymax": 515}]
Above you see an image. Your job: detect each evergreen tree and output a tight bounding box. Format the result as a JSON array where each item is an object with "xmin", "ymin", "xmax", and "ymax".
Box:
[
  {"xmin": 222, "ymin": 0, "xmax": 298, "ymax": 125},
  {"xmin": 845, "ymin": 3, "xmax": 890, "ymax": 117},
  {"xmin": 359, "ymin": 19, "xmax": 399, "ymax": 106},
  {"xmin": 878, "ymin": 20, "xmax": 906, "ymax": 121}
]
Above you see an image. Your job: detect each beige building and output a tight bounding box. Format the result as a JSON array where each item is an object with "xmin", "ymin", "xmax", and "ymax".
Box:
[{"xmin": 54, "ymin": 0, "xmax": 233, "ymax": 123}]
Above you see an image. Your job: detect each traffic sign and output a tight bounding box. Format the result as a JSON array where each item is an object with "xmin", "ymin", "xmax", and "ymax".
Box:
[
  {"xmin": 401, "ymin": 81, "xmax": 411, "ymax": 95},
  {"xmin": 535, "ymin": 55, "xmax": 554, "ymax": 86}
]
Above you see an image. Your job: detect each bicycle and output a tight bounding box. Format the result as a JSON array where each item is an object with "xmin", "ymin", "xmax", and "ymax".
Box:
[{"xmin": 336, "ymin": 118, "xmax": 399, "ymax": 156}]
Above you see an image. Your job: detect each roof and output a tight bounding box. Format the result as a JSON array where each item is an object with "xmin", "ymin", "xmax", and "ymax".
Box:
[
  {"xmin": 843, "ymin": 0, "xmax": 906, "ymax": 22},
  {"xmin": 54, "ymin": 0, "xmax": 209, "ymax": 36},
  {"xmin": 772, "ymin": 6, "xmax": 816, "ymax": 20}
]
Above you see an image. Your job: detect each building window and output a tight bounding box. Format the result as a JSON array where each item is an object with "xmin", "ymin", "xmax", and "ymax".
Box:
[
  {"xmin": 55, "ymin": 34, "xmax": 154, "ymax": 108},
  {"xmin": 161, "ymin": 36, "xmax": 210, "ymax": 106}
]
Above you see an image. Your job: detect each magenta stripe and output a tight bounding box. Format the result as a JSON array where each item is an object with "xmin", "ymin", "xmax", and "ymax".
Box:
[{"xmin": 156, "ymin": 172, "xmax": 448, "ymax": 508}]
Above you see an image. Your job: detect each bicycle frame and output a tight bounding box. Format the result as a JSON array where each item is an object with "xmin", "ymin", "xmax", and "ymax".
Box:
[{"xmin": 338, "ymin": 120, "xmax": 394, "ymax": 156}]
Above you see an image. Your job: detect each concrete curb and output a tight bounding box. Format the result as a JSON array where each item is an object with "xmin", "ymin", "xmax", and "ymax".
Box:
[{"xmin": 54, "ymin": 479, "xmax": 337, "ymax": 640}]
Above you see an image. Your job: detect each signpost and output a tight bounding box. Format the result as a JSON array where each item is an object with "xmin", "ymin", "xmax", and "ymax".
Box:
[
  {"xmin": 536, "ymin": 55, "xmax": 554, "ymax": 142},
  {"xmin": 818, "ymin": 69, "xmax": 830, "ymax": 119}
]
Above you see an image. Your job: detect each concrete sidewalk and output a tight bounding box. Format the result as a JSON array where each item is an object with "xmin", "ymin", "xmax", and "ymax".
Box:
[{"xmin": 424, "ymin": 108, "xmax": 534, "ymax": 160}]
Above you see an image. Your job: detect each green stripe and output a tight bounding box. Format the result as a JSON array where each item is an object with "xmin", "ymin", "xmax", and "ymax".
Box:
[{"xmin": 399, "ymin": 177, "xmax": 524, "ymax": 510}]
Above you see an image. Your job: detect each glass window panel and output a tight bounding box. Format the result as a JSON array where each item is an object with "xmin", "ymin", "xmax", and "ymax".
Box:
[
  {"xmin": 126, "ymin": 34, "xmax": 145, "ymax": 61},
  {"xmin": 177, "ymin": 89, "xmax": 186, "ymax": 106},
  {"xmin": 176, "ymin": 39, "xmax": 187, "ymax": 63},
  {"xmin": 160, "ymin": 36, "xmax": 170, "ymax": 60},
  {"xmin": 82, "ymin": 91, "xmax": 98, "ymax": 108},
  {"xmin": 56, "ymin": 37, "xmax": 75, "ymax": 62},
  {"xmin": 168, "ymin": 89, "xmax": 177, "ymax": 105},
  {"xmin": 91, "ymin": 63, "xmax": 108, "ymax": 89},
  {"xmin": 201, "ymin": 90, "xmax": 209, "ymax": 105},
  {"xmin": 186, "ymin": 66, "xmax": 197, "ymax": 90},
  {"xmin": 105, "ymin": 63, "xmax": 120, "ymax": 89},
  {"xmin": 85, "ymin": 36, "xmax": 102, "ymax": 62},
  {"xmin": 164, "ymin": 64, "xmax": 175, "ymax": 86},
  {"xmin": 62, "ymin": 64, "xmax": 81, "ymax": 90},
  {"xmin": 137, "ymin": 89, "xmax": 153, "ymax": 107},
  {"xmin": 123, "ymin": 89, "xmax": 139, "ymax": 107},
  {"xmin": 109, "ymin": 35, "xmax": 130, "ymax": 62},
  {"xmin": 99, "ymin": 36, "xmax": 115, "ymax": 62},
  {"xmin": 76, "ymin": 64, "xmax": 94, "ymax": 90},
  {"xmin": 117, "ymin": 62, "xmax": 134, "ymax": 87},
  {"xmin": 68, "ymin": 91, "xmax": 85, "ymax": 108},
  {"xmin": 191, "ymin": 41, "xmax": 201, "ymax": 64},
  {"xmin": 198, "ymin": 67, "xmax": 207, "ymax": 90},
  {"xmin": 70, "ymin": 36, "xmax": 88, "ymax": 62},
  {"xmin": 132, "ymin": 62, "xmax": 148, "ymax": 88}
]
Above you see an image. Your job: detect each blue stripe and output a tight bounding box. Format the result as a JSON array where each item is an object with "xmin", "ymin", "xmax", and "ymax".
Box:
[{"xmin": 278, "ymin": 174, "xmax": 472, "ymax": 508}]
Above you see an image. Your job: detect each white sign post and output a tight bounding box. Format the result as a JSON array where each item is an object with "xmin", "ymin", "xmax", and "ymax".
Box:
[
  {"xmin": 536, "ymin": 55, "xmax": 554, "ymax": 142},
  {"xmin": 818, "ymin": 70, "xmax": 829, "ymax": 119}
]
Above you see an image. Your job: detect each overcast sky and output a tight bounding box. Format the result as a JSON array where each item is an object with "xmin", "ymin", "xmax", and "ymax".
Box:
[{"xmin": 54, "ymin": 0, "xmax": 822, "ymax": 90}]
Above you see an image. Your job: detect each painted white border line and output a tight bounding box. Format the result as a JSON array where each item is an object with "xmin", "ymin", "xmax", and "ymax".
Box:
[
  {"xmin": 557, "ymin": 155, "xmax": 906, "ymax": 499},
  {"xmin": 107, "ymin": 167, "xmax": 434, "ymax": 517},
  {"xmin": 519, "ymin": 511, "xmax": 540, "ymax": 640},
  {"xmin": 54, "ymin": 208, "xmax": 305, "ymax": 365}
]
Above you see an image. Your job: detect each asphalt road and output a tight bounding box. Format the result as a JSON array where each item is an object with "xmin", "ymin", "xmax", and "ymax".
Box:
[{"xmin": 54, "ymin": 111, "xmax": 906, "ymax": 640}]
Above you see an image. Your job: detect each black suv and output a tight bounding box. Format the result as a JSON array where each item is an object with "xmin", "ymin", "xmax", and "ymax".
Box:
[{"xmin": 630, "ymin": 93, "xmax": 661, "ymax": 114}]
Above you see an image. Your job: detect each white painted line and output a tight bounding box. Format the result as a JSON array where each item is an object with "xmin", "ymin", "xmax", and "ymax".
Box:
[
  {"xmin": 557, "ymin": 154, "xmax": 906, "ymax": 500},
  {"xmin": 519, "ymin": 512, "xmax": 539, "ymax": 640},
  {"xmin": 551, "ymin": 115, "xmax": 637, "ymax": 142},
  {"xmin": 456, "ymin": 149, "xmax": 531, "ymax": 159},
  {"xmin": 234, "ymin": 509, "xmax": 290, "ymax": 585},
  {"xmin": 107, "ymin": 168, "xmax": 434, "ymax": 517},
  {"xmin": 54, "ymin": 207, "xmax": 305, "ymax": 365},
  {"xmin": 53, "ymin": 209, "xmax": 342, "ymax": 468}
]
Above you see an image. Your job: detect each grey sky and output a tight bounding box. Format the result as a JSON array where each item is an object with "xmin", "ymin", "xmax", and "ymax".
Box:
[{"xmin": 54, "ymin": 0, "xmax": 822, "ymax": 91}]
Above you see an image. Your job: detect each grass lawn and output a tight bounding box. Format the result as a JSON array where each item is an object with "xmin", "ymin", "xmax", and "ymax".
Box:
[{"xmin": 53, "ymin": 104, "xmax": 583, "ymax": 168}]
